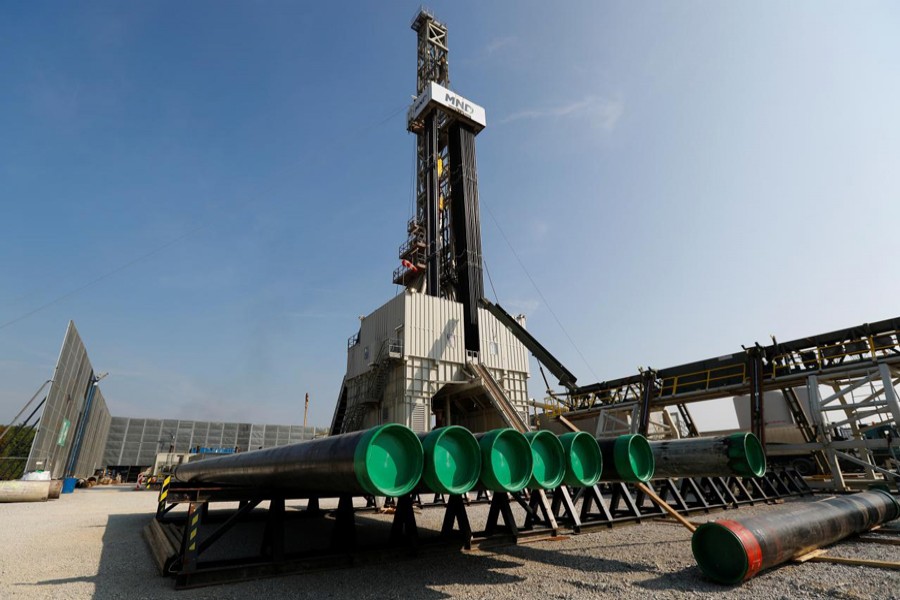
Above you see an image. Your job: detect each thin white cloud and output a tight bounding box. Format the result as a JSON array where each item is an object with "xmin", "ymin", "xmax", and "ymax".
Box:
[
  {"xmin": 500, "ymin": 94, "xmax": 624, "ymax": 130},
  {"xmin": 459, "ymin": 36, "xmax": 517, "ymax": 66},
  {"xmin": 485, "ymin": 36, "xmax": 515, "ymax": 55}
]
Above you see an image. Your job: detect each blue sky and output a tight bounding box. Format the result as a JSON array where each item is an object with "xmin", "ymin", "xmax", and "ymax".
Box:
[{"xmin": 2, "ymin": 2, "xmax": 899, "ymax": 430}]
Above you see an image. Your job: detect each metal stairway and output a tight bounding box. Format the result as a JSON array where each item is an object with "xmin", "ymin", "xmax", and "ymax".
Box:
[
  {"xmin": 781, "ymin": 387, "xmax": 829, "ymax": 473},
  {"xmin": 467, "ymin": 362, "xmax": 528, "ymax": 433},
  {"xmin": 335, "ymin": 338, "xmax": 403, "ymax": 435}
]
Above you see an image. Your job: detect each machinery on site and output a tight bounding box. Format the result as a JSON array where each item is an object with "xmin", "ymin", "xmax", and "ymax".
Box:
[{"xmin": 141, "ymin": 9, "xmax": 894, "ymax": 589}]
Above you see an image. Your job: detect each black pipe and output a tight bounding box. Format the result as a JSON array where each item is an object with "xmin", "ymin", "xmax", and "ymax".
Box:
[
  {"xmin": 173, "ymin": 424, "xmax": 423, "ymax": 497},
  {"xmin": 596, "ymin": 434, "xmax": 654, "ymax": 482},
  {"xmin": 473, "ymin": 429, "xmax": 533, "ymax": 492},
  {"xmin": 417, "ymin": 426, "xmax": 481, "ymax": 494},
  {"xmin": 692, "ymin": 489, "xmax": 900, "ymax": 583},
  {"xmin": 650, "ymin": 433, "xmax": 766, "ymax": 479}
]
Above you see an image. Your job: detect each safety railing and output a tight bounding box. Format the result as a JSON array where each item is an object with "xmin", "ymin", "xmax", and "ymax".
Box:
[
  {"xmin": 769, "ymin": 332, "xmax": 900, "ymax": 378},
  {"xmin": 659, "ymin": 362, "xmax": 747, "ymax": 397}
]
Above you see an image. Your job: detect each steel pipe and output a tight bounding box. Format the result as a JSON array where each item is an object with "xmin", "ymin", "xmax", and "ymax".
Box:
[
  {"xmin": 692, "ymin": 489, "xmax": 900, "ymax": 584},
  {"xmin": 0, "ymin": 480, "xmax": 50, "ymax": 503},
  {"xmin": 173, "ymin": 424, "xmax": 423, "ymax": 497},
  {"xmin": 48, "ymin": 479, "xmax": 63, "ymax": 499},
  {"xmin": 474, "ymin": 429, "xmax": 533, "ymax": 492},
  {"xmin": 650, "ymin": 433, "xmax": 766, "ymax": 479},
  {"xmin": 418, "ymin": 426, "xmax": 481, "ymax": 495},
  {"xmin": 596, "ymin": 434, "xmax": 654, "ymax": 482},
  {"xmin": 524, "ymin": 430, "xmax": 565, "ymax": 490},
  {"xmin": 559, "ymin": 431, "xmax": 603, "ymax": 487}
]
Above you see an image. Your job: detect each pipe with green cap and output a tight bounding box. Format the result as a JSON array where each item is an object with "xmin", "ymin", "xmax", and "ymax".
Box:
[
  {"xmin": 692, "ymin": 489, "xmax": 900, "ymax": 584},
  {"xmin": 417, "ymin": 426, "xmax": 482, "ymax": 495},
  {"xmin": 558, "ymin": 431, "xmax": 603, "ymax": 487},
  {"xmin": 173, "ymin": 424, "xmax": 424, "ymax": 497},
  {"xmin": 473, "ymin": 429, "xmax": 533, "ymax": 492},
  {"xmin": 650, "ymin": 432, "xmax": 766, "ymax": 479},
  {"xmin": 524, "ymin": 430, "xmax": 566, "ymax": 490},
  {"xmin": 596, "ymin": 434, "xmax": 655, "ymax": 482}
]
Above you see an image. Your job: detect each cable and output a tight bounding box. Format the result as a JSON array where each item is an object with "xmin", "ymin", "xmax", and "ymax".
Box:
[
  {"xmin": 481, "ymin": 199, "xmax": 600, "ymax": 381},
  {"xmin": 483, "ymin": 258, "xmax": 499, "ymax": 303}
]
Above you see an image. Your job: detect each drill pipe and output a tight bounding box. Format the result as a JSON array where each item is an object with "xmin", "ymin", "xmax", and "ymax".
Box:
[
  {"xmin": 596, "ymin": 434, "xmax": 655, "ymax": 482},
  {"xmin": 559, "ymin": 431, "xmax": 603, "ymax": 487},
  {"xmin": 524, "ymin": 430, "xmax": 566, "ymax": 490},
  {"xmin": 417, "ymin": 426, "xmax": 482, "ymax": 495},
  {"xmin": 172, "ymin": 424, "xmax": 423, "ymax": 497},
  {"xmin": 692, "ymin": 489, "xmax": 900, "ymax": 584},
  {"xmin": 650, "ymin": 432, "xmax": 766, "ymax": 479},
  {"xmin": 473, "ymin": 429, "xmax": 533, "ymax": 493}
]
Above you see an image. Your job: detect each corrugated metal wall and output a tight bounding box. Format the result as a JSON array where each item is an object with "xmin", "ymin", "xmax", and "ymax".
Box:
[
  {"xmin": 477, "ymin": 307, "xmax": 529, "ymax": 373},
  {"xmin": 405, "ymin": 293, "xmax": 466, "ymax": 363},
  {"xmin": 345, "ymin": 291, "xmax": 532, "ymax": 434},
  {"xmin": 346, "ymin": 293, "xmax": 406, "ymax": 379},
  {"xmin": 102, "ymin": 417, "xmax": 320, "ymax": 467},
  {"xmin": 73, "ymin": 389, "xmax": 111, "ymax": 477},
  {"xmin": 26, "ymin": 321, "xmax": 111, "ymax": 478}
]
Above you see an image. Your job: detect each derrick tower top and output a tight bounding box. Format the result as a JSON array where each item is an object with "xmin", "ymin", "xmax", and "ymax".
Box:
[{"xmin": 394, "ymin": 9, "xmax": 487, "ymax": 354}]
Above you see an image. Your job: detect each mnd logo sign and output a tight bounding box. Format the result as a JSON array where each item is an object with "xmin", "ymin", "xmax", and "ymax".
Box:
[{"xmin": 407, "ymin": 82, "xmax": 487, "ymax": 129}]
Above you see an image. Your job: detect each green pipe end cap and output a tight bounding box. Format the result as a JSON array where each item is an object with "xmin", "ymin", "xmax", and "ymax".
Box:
[
  {"xmin": 726, "ymin": 433, "xmax": 767, "ymax": 477},
  {"xmin": 478, "ymin": 429, "xmax": 533, "ymax": 493},
  {"xmin": 559, "ymin": 431, "xmax": 602, "ymax": 487},
  {"xmin": 691, "ymin": 522, "xmax": 751, "ymax": 585},
  {"xmin": 354, "ymin": 424, "xmax": 424, "ymax": 497},
  {"xmin": 524, "ymin": 430, "xmax": 566, "ymax": 490},
  {"xmin": 613, "ymin": 434, "xmax": 655, "ymax": 482},
  {"xmin": 421, "ymin": 426, "xmax": 482, "ymax": 494}
]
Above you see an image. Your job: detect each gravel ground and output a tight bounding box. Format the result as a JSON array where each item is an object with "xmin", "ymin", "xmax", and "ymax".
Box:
[{"xmin": 1, "ymin": 486, "xmax": 898, "ymax": 599}]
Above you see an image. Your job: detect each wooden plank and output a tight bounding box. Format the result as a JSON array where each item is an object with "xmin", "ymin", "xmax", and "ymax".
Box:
[
  {"xmin": 793, "ymin": 548, "xmax": 828, "ymax": 563},
  {"xmin": 635, "ymin": 482, "xmax": 697, "ymax": 533},
  {"xmin": 857, "ymin": 535, "xmax": 900, "ymax": 546},
  {"xmin": 557, "ymin": 415, "xmax": 580, "ymax": 433}
]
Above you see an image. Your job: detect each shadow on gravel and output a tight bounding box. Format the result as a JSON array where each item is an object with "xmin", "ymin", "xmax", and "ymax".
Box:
[
  {"xmin": 634, "ymin": 565, "xmax": 728, "ymax": 593},
  {"xmin": 25, "ymin": 511, "xmax": 158, "ymax": 599},
  {"xmin": 27, "ymin": 509, "xmax": 529, "ymax": 600},
  {"xmin": 491, "ymin": 542, "xmax": 658, "ymax": 575}
]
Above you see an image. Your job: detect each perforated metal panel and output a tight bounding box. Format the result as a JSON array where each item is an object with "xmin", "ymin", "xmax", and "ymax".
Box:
[
  {"xmin": 102, "ymin": 417, "xmax": 322, "ymax": 467},
  {"xmin": 26, "ymin": 321, "xmax": 112, "ymax": 478}
]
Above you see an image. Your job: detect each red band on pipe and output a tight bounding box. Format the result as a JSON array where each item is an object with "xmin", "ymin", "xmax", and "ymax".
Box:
[{"xmin": 717, "ymin": 520, "xmax": 763, "ymax": 581}]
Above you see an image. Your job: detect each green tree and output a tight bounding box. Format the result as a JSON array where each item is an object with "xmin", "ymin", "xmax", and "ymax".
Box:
[{"xmin": 0, "ymin": 425, "xmax": 37, "ymax": 480}]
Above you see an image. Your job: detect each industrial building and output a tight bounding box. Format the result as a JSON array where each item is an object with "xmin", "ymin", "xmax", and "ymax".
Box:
[
  {"xmin": 103, "ymin": 416, "xmax": 321, "ymax": 481},
  {"xmin": 5, "ymin": 321, "xmax": 320, "ymax": 481}
]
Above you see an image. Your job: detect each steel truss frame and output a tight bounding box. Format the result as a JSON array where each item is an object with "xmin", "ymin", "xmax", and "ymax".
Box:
[
  {"xmin": 146, "ymin": 468, "xmax": 811, "ymax": 588},
  {"xmin": 802, "ymin": 362, "xmax": 900, "ymax": 490}
]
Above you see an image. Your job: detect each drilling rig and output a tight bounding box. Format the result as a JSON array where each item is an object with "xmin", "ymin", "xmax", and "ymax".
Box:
[{"xmin": 329, "ymin": 9, "xmax": 534, "ymax": 436}]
